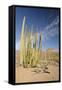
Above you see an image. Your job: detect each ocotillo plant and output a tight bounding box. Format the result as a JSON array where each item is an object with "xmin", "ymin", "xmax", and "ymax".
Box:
[{"xmin": 20, "ymin": 16, "xmax": 42, "ymax": 68}]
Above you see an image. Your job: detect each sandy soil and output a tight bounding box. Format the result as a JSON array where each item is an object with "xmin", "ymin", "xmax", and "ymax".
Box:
[{"xmin": 16, "ymin": 64, "xmax": 59, "ymax": 83}]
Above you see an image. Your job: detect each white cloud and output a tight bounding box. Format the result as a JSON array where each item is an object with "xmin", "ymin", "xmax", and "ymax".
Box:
[{"xmin": 42, "ymin": 16, "xmax": 59, "ymax": 41}]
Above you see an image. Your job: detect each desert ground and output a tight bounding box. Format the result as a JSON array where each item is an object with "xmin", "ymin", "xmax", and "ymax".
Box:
[
  {"xmin": 16, "ymin": 51, "xmax": 59, "ymax": 83},
  {"xmin": 16, "ymin": 64, "xmax": 59, "ymax": 83}
]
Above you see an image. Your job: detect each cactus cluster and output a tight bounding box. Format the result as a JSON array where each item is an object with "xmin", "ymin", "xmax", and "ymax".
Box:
[{"xmin": 20, "ymin": 16, "xmax": 42, "ymax": 68}]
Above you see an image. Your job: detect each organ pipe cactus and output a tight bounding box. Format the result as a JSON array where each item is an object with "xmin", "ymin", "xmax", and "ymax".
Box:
[{"xmin": 20, "ymin": 16, "xmax": 42, "ymax": 67}]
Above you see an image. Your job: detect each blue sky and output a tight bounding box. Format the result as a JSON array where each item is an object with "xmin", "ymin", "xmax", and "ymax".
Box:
[{"xmin": 15, "ymin": 7, "xmax": 59, "ymax": 51}]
